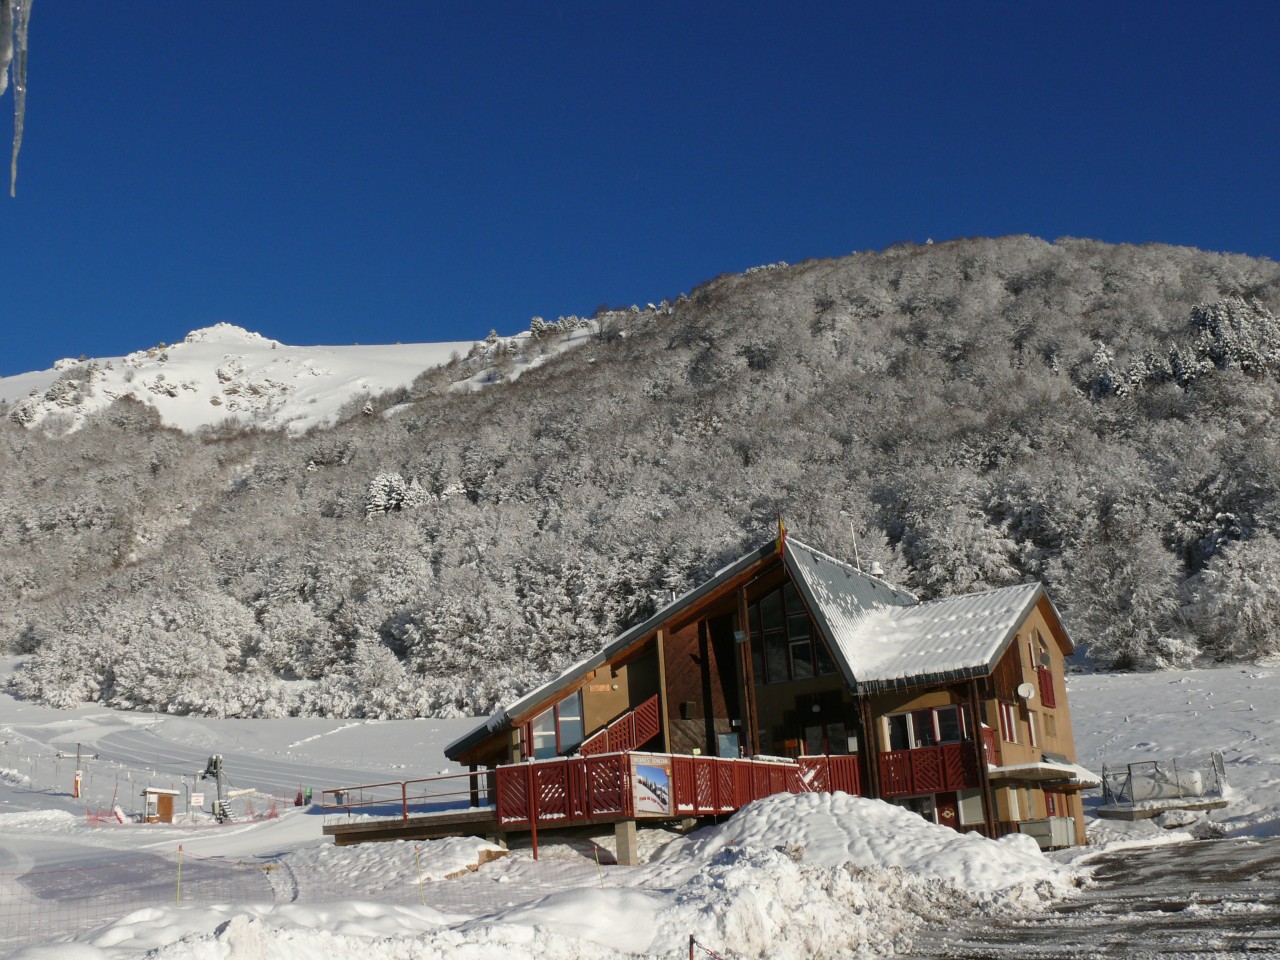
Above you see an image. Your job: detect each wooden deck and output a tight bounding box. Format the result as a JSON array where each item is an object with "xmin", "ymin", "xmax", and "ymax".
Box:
[
  {"xmin": 320, "ymin": 751, "xmax": 865, "ymax": 846},
  {"xmin": 323, "ymin": 807, "xmax": 501, "ymax": 846}
]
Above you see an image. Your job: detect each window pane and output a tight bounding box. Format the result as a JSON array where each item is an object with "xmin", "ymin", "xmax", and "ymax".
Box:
[
  {"xmin": 760, "ymin": 590, "xmax": 784, "ymax": 632},
  {"xmin": 887, "ymin": 714, "xmax": 911, "ymax": 751},
  {"xmin": 786, "ymin": 613, "xmax": 810, "ymax": 639},
  {"xmin": 936, "ymin": 706, "xmax": 962, "ymax": 743},
  {"xmin": 790, "ymin": 639, "xmax": 814, "ymax": 679},
  {"xmin": 558, "ymin": 692, "xmax": 584, "ymax": 751},
  {"xmin": 783, "ymin": 582, "xmax": 805, "ymax": 615},
  {"xmin": 532, "ymin": 709, "xmax": 557, "ymax": 759},
  {"xmin": 804, "ymin": 724, "xmax": 824, "ymax": 755},
  {"xmin": 765, "ymin": 630, "xmax": 788, "ymax": 684},
  {"xmin": 911, "ymin": 710, "xmax": 937, "ymax": 747},
  {"xmin": 827, "ymin": 722, "xmax": 849, "ymax": 755}
]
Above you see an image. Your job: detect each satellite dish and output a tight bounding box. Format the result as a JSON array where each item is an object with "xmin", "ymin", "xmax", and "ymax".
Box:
[
  {"xmin": 1038, "ymin": 651, "xmax": 1052, "ymax": 667},
  {"xmin": 1016, "ymin": 682, "xmax": 1036, "ymax": 701}
]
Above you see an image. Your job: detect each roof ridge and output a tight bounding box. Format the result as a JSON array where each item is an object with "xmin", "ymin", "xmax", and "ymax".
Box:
[
  {"xmin": 908, "ymin": 580, "xmax": 1042, "ymax": 608},
  {"xmin": 784, "ymin": 536, "xmax": 918, "ymax": 602}
]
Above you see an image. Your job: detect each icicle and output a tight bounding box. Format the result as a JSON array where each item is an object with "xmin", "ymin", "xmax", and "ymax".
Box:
[
  {"xmin": 0, "ymin": 0, "xmax": 12, "ymax": 98},
  {"xmin": 8, "ymin": 0, "xmax": 30, "ymax": 197}
]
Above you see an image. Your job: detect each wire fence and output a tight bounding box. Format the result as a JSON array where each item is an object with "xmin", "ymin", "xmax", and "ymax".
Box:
[
  {"xmin": 0, "ymin": 841, "xmax": 658, "ymax": 950},
  {"xmin": 1099, "ymin": 750, "xmax": 1228, "ymax": 807},
  {"xmin": 0, "ymin": 735, "xmax": 295, "ymax": 826}
]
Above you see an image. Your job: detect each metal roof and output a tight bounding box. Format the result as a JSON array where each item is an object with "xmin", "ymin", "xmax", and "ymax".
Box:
[{"xmin": 785, "ymin": 538, "xmax": 1047, "ymax": 690}]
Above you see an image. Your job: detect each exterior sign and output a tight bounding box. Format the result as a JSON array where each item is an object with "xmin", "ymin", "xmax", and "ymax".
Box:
[
  {"xmin": 190, "ymin": 792, "xmax": 205, "ymax": 806},
  {"xmin": 631, "ymin": 756, "xmax": 673, "ymax": 816}
]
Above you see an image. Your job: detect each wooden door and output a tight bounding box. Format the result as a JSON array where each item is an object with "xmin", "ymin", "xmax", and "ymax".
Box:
[
  {"xmin": 158, "ymin": 793, "xmax": 174, "ymax": 823},
  {"xmin": 935, "ymin": 791, "xmax": 961, "ymax": 831}
]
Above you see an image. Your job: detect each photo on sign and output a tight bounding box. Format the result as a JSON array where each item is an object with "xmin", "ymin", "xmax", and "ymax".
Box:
[{"xmin": 632, "ymin": 759, "xmax": 672, "ymax": 816}]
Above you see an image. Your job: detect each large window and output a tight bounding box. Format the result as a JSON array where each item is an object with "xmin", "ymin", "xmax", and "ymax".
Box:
[
  {"xmin": 527, "ymin": 690, "xmax": 586, "ymax": 760},
  {"xmin": 748, "ymin": 582, "xmax": 837, "ymax": 684},
  {"xmin": 884, "ymin": 705, "xmax": 969, "ymax": 751}
]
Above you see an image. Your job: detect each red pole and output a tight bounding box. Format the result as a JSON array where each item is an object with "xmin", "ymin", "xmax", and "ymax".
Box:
[
  {"xmin": 526, "ymin": 762, "xmax": 539, "ymax": 861},
  {"xmin": 689, "ymin": 933, "xmax": 695, "ymax": 960}
]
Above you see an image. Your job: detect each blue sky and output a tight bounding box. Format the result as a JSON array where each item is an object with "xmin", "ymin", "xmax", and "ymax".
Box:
[{"xmin": 3, "ymin": 2, "xmax": 1278, "ymax": 375}]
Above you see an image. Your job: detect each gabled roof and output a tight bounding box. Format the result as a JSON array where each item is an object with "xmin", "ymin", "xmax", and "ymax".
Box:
[
  {"xmin": 785, "ymin": 538, "xmax": 1049, "ymax": 689},
  {"xmin": 445, "ymin": 531, "xmax": 1071, "ymax": 761},
  {"xmin": 444, "ymin": 537, "xmax": 779, "ymax": 761}
]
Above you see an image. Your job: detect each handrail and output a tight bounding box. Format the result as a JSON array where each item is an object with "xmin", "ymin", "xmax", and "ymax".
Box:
[{"xmin": 321, "ymin": 769, "xmax": 493, "ymax": 824}]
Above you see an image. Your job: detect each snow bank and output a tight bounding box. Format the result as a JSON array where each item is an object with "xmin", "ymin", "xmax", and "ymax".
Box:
[
  {"xmin": 282, "ymin": 836, "xmax": 507, "ymax": 891},
  {"xmin": 21, "ymin": 794, "xmax": 1073, "ymax": 959},
  {"xmin": 653, "ymin": 792, "xmax": 1070, "ymax": 900},
  {"xmin": 19, "ymin": 848, "xmax": 981, "ymax": 960}
]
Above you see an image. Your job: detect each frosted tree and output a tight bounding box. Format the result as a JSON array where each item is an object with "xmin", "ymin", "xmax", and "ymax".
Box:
[{"xmin": 1186, "ymin": 532, "xmax": 1280, "ymax": 661}]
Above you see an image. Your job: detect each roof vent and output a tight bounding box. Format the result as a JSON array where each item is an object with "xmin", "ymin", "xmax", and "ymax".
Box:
[{"xmin": 868, "ymin": 561, "xmax": 885, "ymax": 577}]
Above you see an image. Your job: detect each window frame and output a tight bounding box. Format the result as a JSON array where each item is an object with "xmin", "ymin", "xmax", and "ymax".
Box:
[
  {"xmin": 525, "ymin": 689, "xmax": 586, "ymax": 760},
  {"xmin": 883, "ymin": 704, "xmax": 970, "ymax": 750},
  {"xmin": 748, "ymin": 582, "xmax": 836, "ymax": 684},
  {"xmin": 998, "ymin": 701, "xmax": 1020, "ymax": 744}
]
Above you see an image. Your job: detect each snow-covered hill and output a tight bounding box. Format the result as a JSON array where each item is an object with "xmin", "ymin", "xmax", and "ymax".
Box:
[{"xmin": 0, "ymin": 324, "xmax": 484, "ymax": 435}]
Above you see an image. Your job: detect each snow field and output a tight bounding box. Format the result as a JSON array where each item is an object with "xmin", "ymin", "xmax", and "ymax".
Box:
[
  {"xmin": 7, "ymin": 794, "xmax": 1069, "ymax": 959},
  {"xmin": 4, "ymin": 663, "xmax": 1279, "ymax": 957}
]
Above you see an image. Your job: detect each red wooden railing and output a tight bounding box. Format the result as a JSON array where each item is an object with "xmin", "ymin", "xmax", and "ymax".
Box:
[
  {"xmin": 1036, "ymin": 667, "xmax": 1057, "ymax": 708},
  {"xmin": 578, "ymin": 694, "xmax": 662, "ymax": 756},
  {"xmin": 495, "ymin": 753, "xmax": 633, "ymax": 827},
  {"xmin": 877, "ymin": 742, "xmax": 980, "ymax": 798},
  {"xmin": 495, "ymin": 752, "xmax": 804, "ymax": 826},
  {"xmin": 982, "ymin": 724, "xmax": 999, "ymax": 766},
  {"xmin": 796, "ymin": 754, "xmax": 863, "ymax": 796}
]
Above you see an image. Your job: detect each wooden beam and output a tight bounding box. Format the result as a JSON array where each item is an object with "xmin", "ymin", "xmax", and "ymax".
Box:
[
  {"xmin": 858, "ymin": 698, "xmax": 881, "ymax": 799},
  {"xmin": 968, "ymin": 679, "xmax": 997, "ymax": 838},
  {"xmin": 737, "ymin": 585, "xmax": 759, "ymax": 756},
  {"xmin": 656, "ymin": 628, "xmax": 671, "ymax": 753}
]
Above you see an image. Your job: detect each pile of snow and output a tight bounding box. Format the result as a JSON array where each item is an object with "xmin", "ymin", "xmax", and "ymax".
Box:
[
  {"xmin": 283, "ymin": 836, "xmax": 507, "ymax": 892},
  {"xmin": 653, "ymin": 792, "xmax": 1070, "ymax": 901}
]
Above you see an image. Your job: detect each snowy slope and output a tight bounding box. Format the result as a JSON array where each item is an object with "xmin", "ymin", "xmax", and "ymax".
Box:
[
  {"xmin": 0, "ymin": 324, "xmax": 480, "ymax": 435},
  {"xmin": 1, "ymin": 664, "xmax": 1278, "ymax": 958}
]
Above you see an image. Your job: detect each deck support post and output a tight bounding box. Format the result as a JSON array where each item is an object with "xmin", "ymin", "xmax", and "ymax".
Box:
[
  {"xmin": 469, "ymin": 764, "xmax": 480, "ymax": 809},
  {"xmin": 614, "ymin": 819, "xmax": 639, "ymax": 867},
  {"xmin": 968, "ymin": 679, "xmax": 997, "ymax": 838}
]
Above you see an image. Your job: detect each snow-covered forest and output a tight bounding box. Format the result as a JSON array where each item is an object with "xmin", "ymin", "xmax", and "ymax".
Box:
[{"xmin": 3, "ymin": 236, "xmax": 1279, "ymax": 719}]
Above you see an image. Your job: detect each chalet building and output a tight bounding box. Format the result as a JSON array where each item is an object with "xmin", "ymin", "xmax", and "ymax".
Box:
[{"xmin": 444, "ymin": 530, "xmax": 1097, "ymax": 847}]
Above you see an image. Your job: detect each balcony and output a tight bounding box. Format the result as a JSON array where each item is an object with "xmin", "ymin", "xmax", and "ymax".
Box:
[{"xmin": 878, "ymin": 730, "xmax": 994, "ymax": 798}]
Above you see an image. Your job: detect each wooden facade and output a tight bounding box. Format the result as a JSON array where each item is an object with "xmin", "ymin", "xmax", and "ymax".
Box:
[{"xmin": 445, "ymin": 533, "xmax": 1093, "ymax": 848}]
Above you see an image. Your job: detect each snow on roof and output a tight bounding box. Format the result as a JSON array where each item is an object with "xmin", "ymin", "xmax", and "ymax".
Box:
[
  {"xmin": 786, "ymin": 538, "xmax": 1043, "ymax": 687},
  {"xmin": 988, "ymin": 760, "xmax": 1102, "ymax": 788}
]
